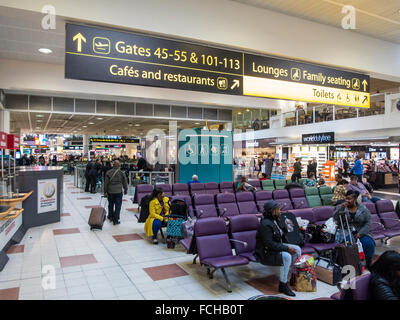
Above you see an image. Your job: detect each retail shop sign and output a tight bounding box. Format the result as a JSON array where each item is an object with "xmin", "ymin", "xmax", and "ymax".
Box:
[
  {"xmin": 65, "ymin": 23, "xmax": 369, "ymax": 107},
  {"xmin": 302, "ymin": 132, "xmax": 335, "ymax": 144},
  {"xmin": 38, "ymin": 179, "xmax": 57, "ymax": 214},
  {"xmin": 89, "ymin": 137, "xmax": 139, "ymax": 144}
]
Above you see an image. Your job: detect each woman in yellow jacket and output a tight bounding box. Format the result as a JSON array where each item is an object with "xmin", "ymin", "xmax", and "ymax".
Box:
[{"xmin": 144, "ymin": 188, "xmax": 170, "ymax": 244}]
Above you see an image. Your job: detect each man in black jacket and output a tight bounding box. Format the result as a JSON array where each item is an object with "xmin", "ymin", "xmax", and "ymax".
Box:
[
  {"xmin": 85, "ymin": 160, "xmax": 93, "ymax": 192},
  {"xmin": 254, "ymin": 200, "xmax": 301, "ymax": 297}
]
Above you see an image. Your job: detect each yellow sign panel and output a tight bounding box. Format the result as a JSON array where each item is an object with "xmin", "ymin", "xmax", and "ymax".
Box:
[{"xmin": 243, "ymin": 76, "xmax": 370, "ymax": 108}]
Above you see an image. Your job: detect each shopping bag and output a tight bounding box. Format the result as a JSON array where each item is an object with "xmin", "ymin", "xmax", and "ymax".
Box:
[
  {"xmin": 324, "ymin": 217, "xmax": 337, "ymax": 235},
  {"xmin": 294, "ymin": 255, "xmax": 317, "ymax": 292}
]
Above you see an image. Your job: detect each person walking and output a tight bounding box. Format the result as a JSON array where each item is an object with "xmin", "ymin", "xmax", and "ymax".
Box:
[
  {"xmin": 343, "ymin": 157, "xmax": 349, "ymax": 177},
  {"xmin": 337, "ymin": 157, "xmax": 344, "ymax": 176},
  {"xmin": 350, "ymin": 155, "xmax": 364, "ymax": 183},
  {"xmin": 291, "ymin": 158, "xmax": 302, "ymax": 183},
  {"xmin": 254, "ymin": 200, "xmax": 301, "ymax": 297},
  {"xmin": 311, "ymin": 158, "xmax": 318, "ymax": 177},
  {"xmin": 103, "ymin": 160, "xmax": 128, "ymax": 225},
  {"xmin": 306, "ymin": 160, "xmax": 313, "ymax": 178},
  {"xmin": 85, "ymin": 160, "xmax": 94, "ymax": 192}
]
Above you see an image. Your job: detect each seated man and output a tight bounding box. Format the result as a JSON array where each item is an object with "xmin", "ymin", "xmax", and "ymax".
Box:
[
  {"xmin": 187, "ymin": 174, "xmax": 201, "ymax": 185},
  {"xmin": 347, "ymin": 175, "xmax": 381, "ymax": 203},
  {"xmin": 236, "ymin": 176, "xmax": 256, "ymax": 192},
  {"xmin": 304, "ymin": 172, "xmax": 317, "ymax": 188}
]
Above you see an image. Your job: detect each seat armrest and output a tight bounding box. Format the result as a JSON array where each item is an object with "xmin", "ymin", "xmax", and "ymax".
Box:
[{"xmin": 230, "ymin": 239, "xmax": 248, "ymax": 248}]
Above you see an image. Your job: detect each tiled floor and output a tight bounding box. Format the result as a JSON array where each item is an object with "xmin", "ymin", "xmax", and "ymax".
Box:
[{"xmin": 0, "ymin": 175, "xmax": 399, "ymax": 300}]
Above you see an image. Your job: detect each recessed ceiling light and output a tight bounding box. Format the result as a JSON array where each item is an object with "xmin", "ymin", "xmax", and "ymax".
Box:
[
  {"xmin": 135, "ymin": 124, "xmax": 140, "ymax": 127},
  {"xmin": 195, "ymin": 122, "xmax": 200, "ymax": 124},
  {"xmin": 115, "ymin": 129, "xmax": 120, "ymax": 131},
  {"xmin": 96, "ymin": 117, "xmax": 103, "ymax": 120},
  {"xmin": 88, "ymin": 122, "xmax": 95, "ymax": 125},
  {"xmin": 82, "ymin": 125, "xmax": 87, "ymax": 128},
  {"xmin": 36, "ymin": 114, "xmax": 44, "ymax": 117},
  {"xmin": 38, "ymin": 48, "xmax": 52, "ymax": 54},
  {"xmin": 36, "ymin": 120, "xmax": 42, "ymax": 122}
]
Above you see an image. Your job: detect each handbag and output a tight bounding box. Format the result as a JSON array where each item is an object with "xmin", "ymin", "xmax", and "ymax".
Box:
[{"xmin": 315, "ymin": 257, "xmax": 342, "ymax": 286}]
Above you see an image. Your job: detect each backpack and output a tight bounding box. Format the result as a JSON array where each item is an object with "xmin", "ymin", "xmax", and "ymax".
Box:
[
  {"xmin": 169, "ymin": 199, "xmax": 188, "ymax": 219},
  {"xmin": 279, "ymin": 211, "xmax": 305, "ymax": 246},
  {"xmin": 308, "ymin": 224, "xmax": 334, "ymax": 243},
  {"xmin": 138, "ymin": 194, "xmax": 152, "ymax": 223}
]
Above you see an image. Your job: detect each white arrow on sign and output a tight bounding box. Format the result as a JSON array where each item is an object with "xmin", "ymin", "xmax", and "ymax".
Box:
[{"xmin": 231, "ymin": 79, "xmax": 240, "ymax": 90}]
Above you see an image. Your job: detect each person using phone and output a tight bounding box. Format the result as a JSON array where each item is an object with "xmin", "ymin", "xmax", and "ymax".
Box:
[
  {"xmin": 333, "ymin": 190, "xmax": 375, "ymax": 269},
  {"xmin": 144, "ymin": 188, "xmax": 170, "ymax": 244},
  {"xmin": 254, "ymin": 200, "xmax": 301, "ymax": 297}
]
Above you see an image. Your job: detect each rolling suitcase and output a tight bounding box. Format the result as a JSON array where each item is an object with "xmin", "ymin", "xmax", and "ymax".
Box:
[
  {"xmin": 334, "ymin": 214, "xmax": 362, "ymax": 276},
  {"xmin": 88, "ymin": 196, "xmax": 107, "ymax": 230}
]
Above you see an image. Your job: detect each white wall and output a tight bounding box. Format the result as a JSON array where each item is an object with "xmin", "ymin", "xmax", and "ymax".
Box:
[{"xmin": 1, "ymin": 0, "xmax": 400, "ymax": 81}]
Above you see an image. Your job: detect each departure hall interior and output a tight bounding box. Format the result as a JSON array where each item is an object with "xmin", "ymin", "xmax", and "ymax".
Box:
[{"xmin": 0, "ymin": 0, "xmax": 400, "ymax": 307}]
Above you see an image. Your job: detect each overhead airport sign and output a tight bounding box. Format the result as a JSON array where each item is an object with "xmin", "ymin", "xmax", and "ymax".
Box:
[
  {"xmin": 65, "ymin": 23, "xmax": 370, "ymax": 108},
  {"xmin": 89, "ymin": 137, "xmax": 139, "ymax": 144},
  {"xmin": 65, "ymin": 23, "xmax": 243, "ymax": 95}
]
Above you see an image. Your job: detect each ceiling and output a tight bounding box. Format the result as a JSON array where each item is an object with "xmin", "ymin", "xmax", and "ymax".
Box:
[
  {"xmin": 232, "ymin": 0, "xmax": 400, "ymax": 44},
  {"xmin": 9, "ymin": 112, "xmax": 208, "ymax": 136}
]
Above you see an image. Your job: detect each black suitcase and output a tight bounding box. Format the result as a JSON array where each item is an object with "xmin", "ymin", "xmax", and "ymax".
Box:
[
  {"xmin": 334, "ymin": 214, "xmax": 362, "ymax": 276},
  {"xmin": 88, "ymin": 197, "xmax": 107, "ymax": 230},
  {"xmin": 280, "ymin": 211, "xmax": 304, "ymax": 246}
]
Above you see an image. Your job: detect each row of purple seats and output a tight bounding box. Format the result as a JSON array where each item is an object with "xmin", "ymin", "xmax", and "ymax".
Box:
[
  {"xmin": 363, "ymin": 200, "xmax": 400, "ymax": 242},
  {"xmin": 134, "ymin": 181, "xmax": 266, "ymax": 204},
  {"xmin": 168, "ymin": 189, "xmax": 309, "ymax": 219},
  {"xmin": 288, "ymin": 207, "xmax": 337, "ymax": 253}
]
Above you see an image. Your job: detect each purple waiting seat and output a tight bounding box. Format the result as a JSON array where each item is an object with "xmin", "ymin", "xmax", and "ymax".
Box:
[
  {"xmin": 173, "ymin": 183, "xmax": 189, "ymax": 196},
  {"xmin": 190, "ymin": 183, "xmax": 206, "ymax": 196},
  {"xmin": 312, "ymin": 206, "xmax": 334, "ymax": 225},
  {"xmin": 204, "ymin": 182, "xmax": 219, "ymax": 196},
  {"xmin": 195, "ymin": 217, "xmax": 249, "ymax": 292},
  {"xmin": 219, "ymin": 182, "xmax": 234, "ymax": 193},
  {"xmin": 272, "ymin": 189, "xmax": 293, "ymax": 212},
  {"xmin": 248, "ymin": 180, "xmax": 262, "ymax": 191},
  {"xmin": 363, "ymin": 202, "xmax": 377, "ymax": 215},
  {"xmin": 331, "ymin": 273, "xmax": 371, "ymax": 300},
  {"xmin": 156, "ymin": 184, "xmax": 172, "ymax": 197},
  {"xmin": 254, "ymin": 190, "xmax": 273, "ymax": 212},
  {"xmin": 134, "ymin": 184, "xmax": 153, "ymax": 204},
  {"xmin": 376, "ymin": 200, "xmax": 400, "ymax": 242},
  {"xmin": 193, "ymin": 194, "xmax": 218, "ymax": 219},
  {"xmin": 229, "ymin": 215, "xmax": 259, "ymax": 262},
  {"xmin": 288, "ymin": 208, "xmax": 335, "ymax": 253},
  {"xmin": 371, "ymin": 214, "xmax": 387, "ymax": 240},
  {"xmin": 215, "ymin": 193, "xmax": 240, "ymax": 218},
  {"xmin": 235, "ymin": 192, "xmax": 260, "ymax": 216},
  {"xmin": 170, "ymin": 195, "xmax": 195, "ymax": 218},
  {"xmin": 289, "ymin": 188, "xmax": 309, "ymax": 209}
]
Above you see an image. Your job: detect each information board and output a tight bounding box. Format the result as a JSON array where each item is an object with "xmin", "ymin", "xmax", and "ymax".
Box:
[
  {"xmin": 65, "ymin": 23, "xmax": 370, "ymax": 108},
  {"xmin": 38, "ymin": 179, "xmax": 58, "ymax": 214}
]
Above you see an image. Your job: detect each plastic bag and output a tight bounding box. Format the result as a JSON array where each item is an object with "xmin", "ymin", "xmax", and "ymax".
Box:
[
  {"xmin": 296, "ymin": 217, "xmax": 310, "ymax": 230},
  {"xmin": 324, "ymin": 217, "xmax": 337, "ymax": 235}
]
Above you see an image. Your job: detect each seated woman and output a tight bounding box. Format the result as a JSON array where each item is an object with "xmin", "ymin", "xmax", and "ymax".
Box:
[
  {"xmin": 333, "ymin": 190, "xmax": 375, "ymax": 268},
  {"xmin": 236, "ymin": 176, "xmax": 256, "ymax": 192},
  {"xmin": 144, "ymin": 188, "xmax": 170, "ymax": 244},
  {"xmin": 304, "ymin": 172, "xmax": 317, "ymax": 188},
  {"xmin": 254, "ymin": 200, "xmax": 301, "ymax": 297},
  {"xmin": 369, "ymin": 250, "xmax": 400, "ymax": 300},
  {"xmin": 332, "ymin": 180, "xmax": 349, "ymax": 206}
]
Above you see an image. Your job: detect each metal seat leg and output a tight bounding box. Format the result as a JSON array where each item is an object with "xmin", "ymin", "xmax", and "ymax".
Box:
[{"xmin": 220, "ymin": 268, "xmax": 232, "ymax": 293}]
